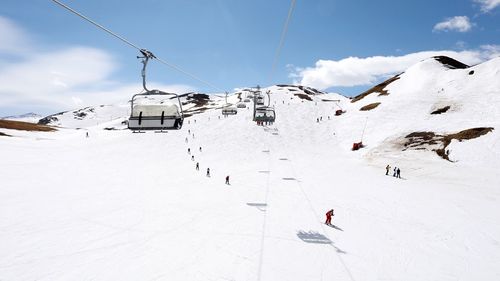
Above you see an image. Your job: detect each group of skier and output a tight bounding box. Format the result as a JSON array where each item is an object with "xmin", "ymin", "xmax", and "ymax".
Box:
[
  {"xmin": 385, "ymin": 165, "xmax": 401, "ymax": 178},
  {"xmin": 185, "ymin": 125, "xmax": 230, "ymax": 185}
]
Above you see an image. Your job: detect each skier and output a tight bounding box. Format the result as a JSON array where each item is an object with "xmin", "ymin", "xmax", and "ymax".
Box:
[
  {"xmin": 196, "ymin": 162, "xmax": 199, "ymax": 170},
  {"xmin": 325, "ymin": 209, "xmax": 334, "ymax": 225},
  {"xmin": 225, "ymin": 175, "xmax": 230, "ymax": 185},
  {"xmin": 185, "ymin": 137, "xmax": 188, "ymax": 143},
  {"xmin": 188, "ymin": 129, "xmax": 190, "ymax": 134},
  {"xmin": 316, "ymin": 118, "xmax": 319, "ymax": 123},
  {"xmin": 188, "ymin": 148, "xmax": 191, "ymax": 154},
  {"xmin": 206, "ymin": 168, "xmax": 210, "ymax": 177},
  {"xmin": 199, "ymin": 146, "xmax": 202, "ymax": 152},
  {"xmin": 86, "ymin": 132, "xmax": 89, "ymax": 138},
  {"xmin": 320, "ymin": 116, "xmax": 323, "ymax": 121},
  {"xmin": 191, "ymin": 155, "xmax": 195, "ymax": 161},
  {"xmin": 386, "ymin": 164, "xmax": 391, "ymax": 175},
  {"xmin": 393, "ymin": 167, "xmax": 397, "ymax": 177},
  {"xmin": 397, "ymin": 168, "xmax": 401, "ymax": 179}
]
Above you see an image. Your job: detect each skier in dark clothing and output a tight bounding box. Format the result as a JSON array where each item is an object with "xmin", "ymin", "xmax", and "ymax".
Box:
[
  {"xmin": 325, "ymin": 209, "xmax": 334, "ymax": 225},
  {"xmin": 188, "ymin": 148, "xmax": 191, "ymax": 154},
  {"xmin": 225, "ymin": 176, "xmax": 230, "ymax": 185},
  {"xmin": 199, "ymin": 146, "xmax": 202, "ymax": 152},
  {"xmin": 86, "ymin": 132, "xmax": 89, "ymax": 138},
  {"xmin": 393, "ymin": 167, "xmax": 397, "ymax": 177},
  {"xmin": 206, "ymin": 168, "xmax": 210, "ymax": 177},
  {"xmin": 191, "ymin": 155, "xmax": 195, "ymax": 161},
  {"xmin": 386, "ymin": 165, "xmax": 391, "ymax": 175},
  {"xmin": 397, "ymin": 168, "xmax": 401, "ymax": 178},
  {"xmin": 196, "ymin": 162, "xmax": 199, "ymax": 170}
]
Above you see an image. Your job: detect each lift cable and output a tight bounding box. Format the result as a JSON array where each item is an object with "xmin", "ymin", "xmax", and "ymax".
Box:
[
  {"xmin": 51, "ymin": 0, "xmax": 224, "ymax": 93},
  {"xmin": 268, "ymin": 0, "xmax": 297, "ymax": 85}
]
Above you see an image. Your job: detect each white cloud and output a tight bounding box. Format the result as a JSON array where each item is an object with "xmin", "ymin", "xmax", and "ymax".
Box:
[
  {"xmin": 0, "ymin": 17, "xmax": 195, "ymax": 115},
  {"xmin": 0, "ymin": 16, "xmax": 31, "ymax": 54},
  {"xmin": 292, "ymin": 46, "xmax": 500, "ymax": 90},
  {"xmin": 433, "ymin": 16, "xmax": 472, "ymax": 32},
  {"xmin": 474, "ymin": 0, "xmax": 500, "ymax": 12}
]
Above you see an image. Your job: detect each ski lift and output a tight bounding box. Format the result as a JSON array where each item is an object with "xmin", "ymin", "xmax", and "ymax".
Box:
[
  {"xmin": 352, "ymin": 142, "xmax": 364, "ymax": 151},
  {"xmin": 335, "ymin": 101, "xmax": 346, "ymax": 116},
  {"xmin": 221, "ymin": 92, "xmax": 238, "ymax": 115},
  {"xmin": 255, "ymin": 106, "xmax": 275, "ymax": 122},
  {"xmin": 222, "ymin": 107, "xmax": 238, "ymax": 115},
  {"xmin": 237, "ymin": 102, "xmax": 246, "ymax": 108},
  {"xmin": 128, "ymin": 49, "xmax": 183, "ymax": 131},
  {"xmin": 256, "ymin": 95, "xmax": 265, "ymax": 105},
  {"xmin": 352, "ymin": 118, "xmax": 368, "ymax": 151},
  {"xmin": 253, "ymin": 90, "xmax": 276, "ymax": 123},
  {"xmin": 244, "ymin": 98, "xmax": 251, "ymax": 103}
]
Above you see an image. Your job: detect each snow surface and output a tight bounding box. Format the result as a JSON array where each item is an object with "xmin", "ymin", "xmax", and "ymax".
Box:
[{"xmin": 1, "ymin": 57, "xmax": 500, "ymax": 281}]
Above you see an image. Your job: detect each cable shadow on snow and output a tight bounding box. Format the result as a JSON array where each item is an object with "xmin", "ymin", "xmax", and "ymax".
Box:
[
  {"xmin": 246, "ymin": 203, "xmax": 267, "ymax": 211},
  {"xmin": 296, "ymin": 230, "xmax": 347, "ymax": 254}
]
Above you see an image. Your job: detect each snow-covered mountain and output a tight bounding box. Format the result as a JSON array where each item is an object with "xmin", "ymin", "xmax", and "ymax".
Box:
[
  {"xmin": 1, "ymin": 112, "xmax": 42, "ymax": 123},
  {"xmin": 1, "ymin": 56, "xmax": 499, "ymax": 281}
]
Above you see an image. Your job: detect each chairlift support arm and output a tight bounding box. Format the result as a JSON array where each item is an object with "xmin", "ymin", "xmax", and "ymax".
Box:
[{"xmin": 138, "ymin": 49, "xmax": 156, "ymax": 92}]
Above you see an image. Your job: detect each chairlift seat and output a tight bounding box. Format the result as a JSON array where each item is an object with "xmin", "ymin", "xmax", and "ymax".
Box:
[{"xmin": 128, "ymin": 90, "xmax": 183, "ymax": 130}]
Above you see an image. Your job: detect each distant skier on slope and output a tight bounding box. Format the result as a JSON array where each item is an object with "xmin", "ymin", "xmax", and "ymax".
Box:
[
  {"xmin": 386, "ymin": 164, "xmax": 391, "ymax": 175},
  {"xmin": 191, "ymin": 155, "xmax": 195, "ymax": 161},
  {"xmin": 206, "ymin": 168, "xmax": 210, "ymax": 177},
  {"xmin": 188, "ymin": 148, "xmax": 191, "ymax": 154},
  {"xmin": 196, "ymin": 162, "xmax": 199, "ymax": 170},
  {"xmin": 397, "ymin": 168, "xmax": 401, "ymax": 179},
  {"xmin": 325, "ymin": 209, "xmax": 334, "ymax": 225},
  {"xmin": 199, "ymin": 146, "xmax": 202, "ymax": 152},
  {"xmin": 225, "ymin": 175, "xmax": 230, "ymax": 185},
  {"xmin": 393, "ymin": 167, "xmax": 397, "ymax": 177}
]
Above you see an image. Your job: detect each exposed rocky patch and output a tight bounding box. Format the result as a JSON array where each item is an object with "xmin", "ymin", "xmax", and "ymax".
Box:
[
  {"xmin": 433, "ymin": 56, "xmax": 469, "ymax": 69},
  {"xmin": 351, "ymin": 75, "xmax": 401, "ymax": 103},
  {"xmin": 294, "ymin": 93, "xmax": 313, "ymax": 101},
  {"xmin": 38, "ymin": 112, "xmax": 65, "ymax": 125},
  {"xmin": 182, "ymin": 93, "xmax": 210, "ymax": 108},
  {"xmin": 404, "ymin": 127, "xmax": 494, "ymax": 161},
  {"xmin": 360, "ymin": 102, "xmax": 381, "ymax": 111},
  {"xmin": 73, "ymin": 107, "xmax": 95, "ymax": 119},
  {"xmin": 431, "ymin": 106, "xmax": 451, "ymax": 115}
]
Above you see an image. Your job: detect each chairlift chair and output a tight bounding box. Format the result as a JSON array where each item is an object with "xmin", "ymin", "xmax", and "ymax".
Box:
[
  {"xmin": 254, "ymin": 106, "xmax": 276, "ymax": 123},
  {"xmin": 128, "ymin": 90, "xmax": 184, "ymax": 130},
  {"xmin": 222, "ymin": 106, "xmax": 238, "ymax": 115},
  {"xmin": 221, "ymin": 92, "xmax": 238, "ymax": 115},
  {"xmin": 237, "ymin": 102, "xmax": 247, "ymax": 108},
  {"xmin": 128, "ymin": 49, "xmax": 184, "ymax": 131}
]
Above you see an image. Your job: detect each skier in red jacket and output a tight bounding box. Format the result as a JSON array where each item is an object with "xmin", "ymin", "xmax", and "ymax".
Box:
[{"xmin": 325, "ymin": 209, "xmax": 334, "ymax": 225}]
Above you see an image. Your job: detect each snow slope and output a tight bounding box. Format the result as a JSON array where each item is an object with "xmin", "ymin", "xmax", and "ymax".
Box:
[{"xmin": 1, "ymin": 57, "xmax": 500, "ymax": 281}]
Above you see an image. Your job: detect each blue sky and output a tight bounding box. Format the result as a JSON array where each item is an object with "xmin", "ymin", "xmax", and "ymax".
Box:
[{"xmin": 0, "ymin": 0, "xmax": 499, "ymax": 115}]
